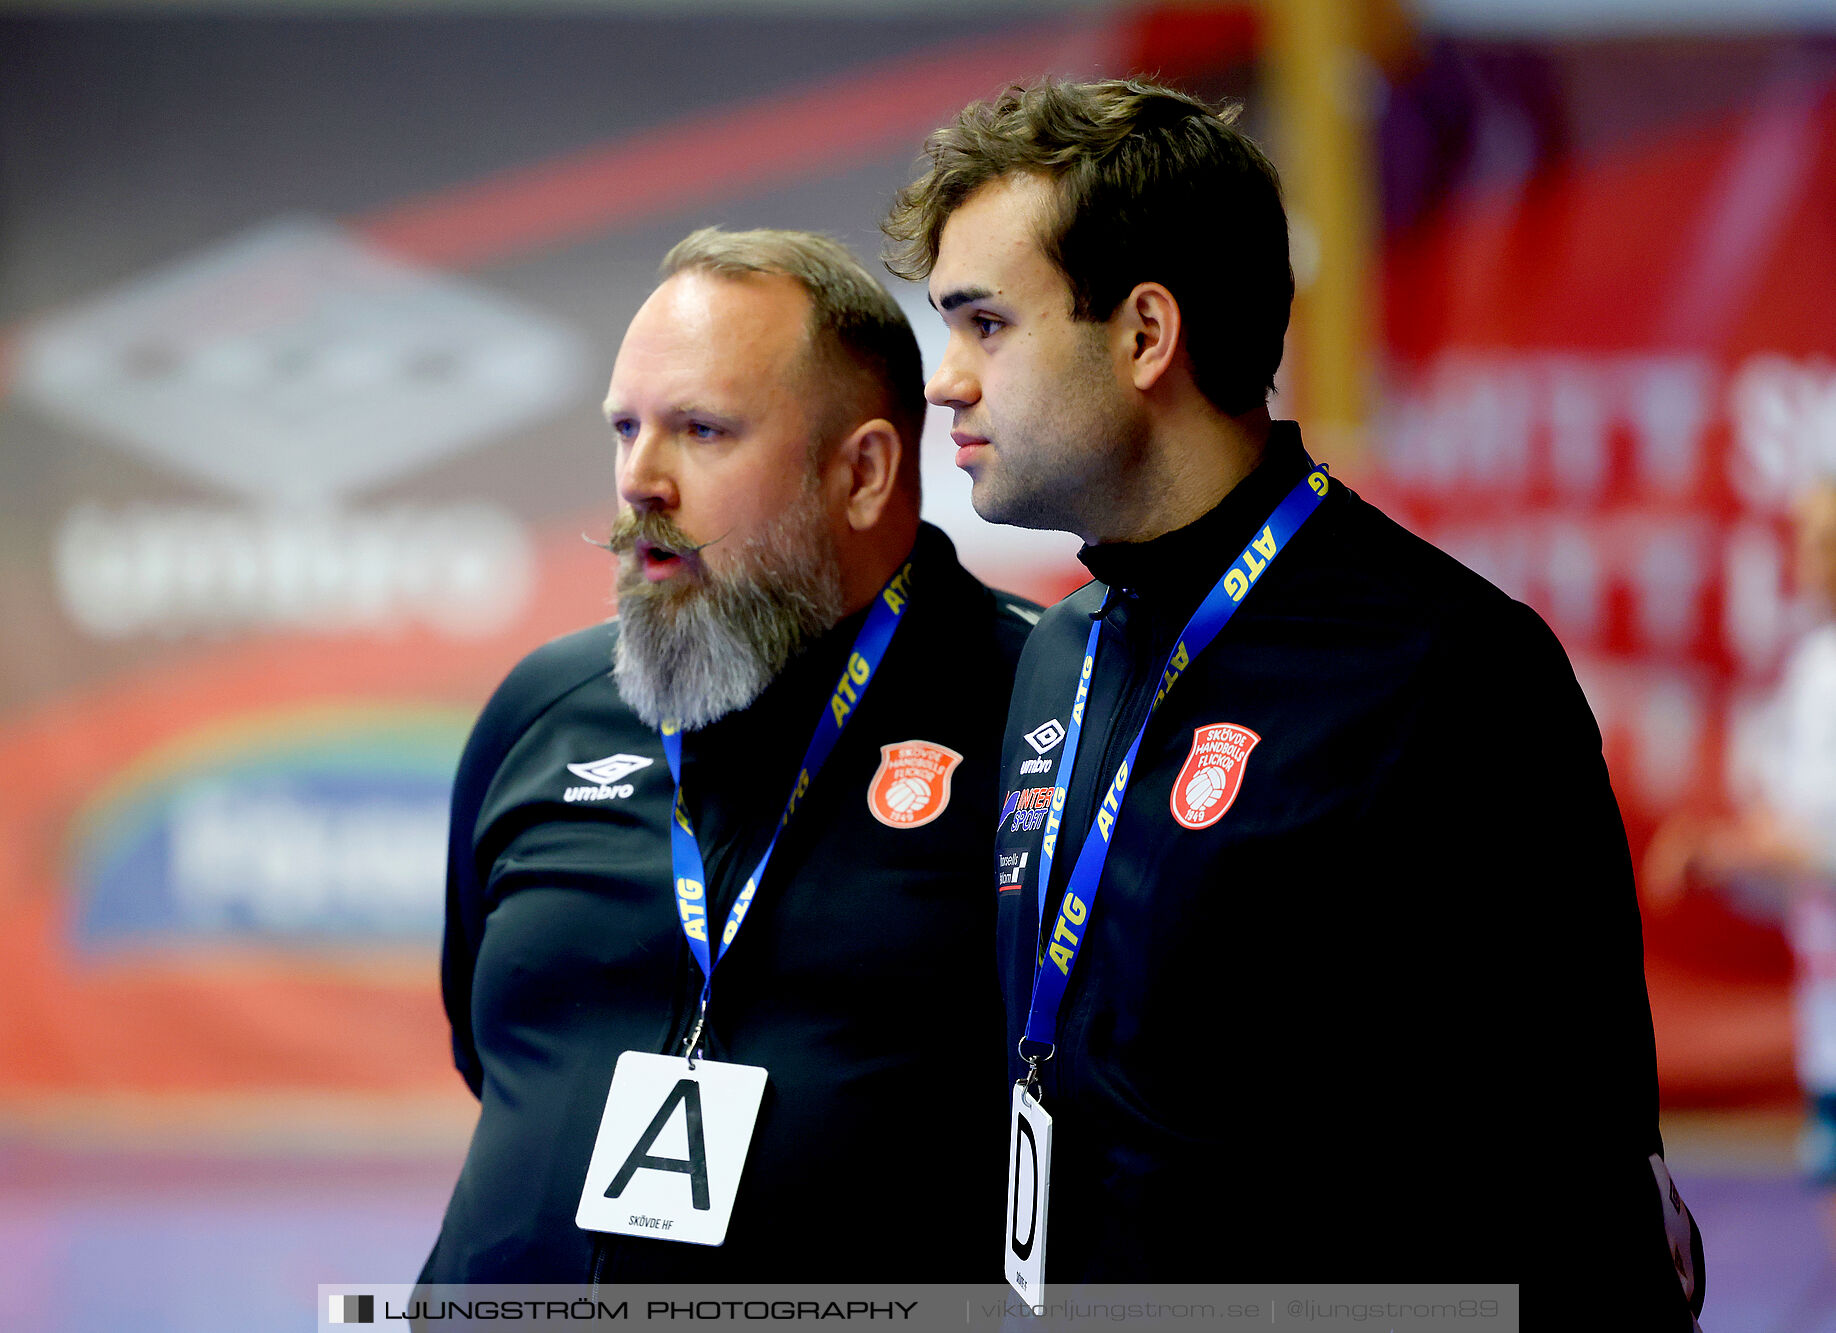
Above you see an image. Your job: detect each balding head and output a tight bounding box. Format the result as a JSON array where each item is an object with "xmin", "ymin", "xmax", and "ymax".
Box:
[{"xmin": 661, "ymin": 227, "xmax": 927, "ymax": 496}]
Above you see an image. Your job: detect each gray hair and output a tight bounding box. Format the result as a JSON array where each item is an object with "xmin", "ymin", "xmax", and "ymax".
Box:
[{"xmin": 662, "ymin": 227, "xmax": 927, "ymax": 469}]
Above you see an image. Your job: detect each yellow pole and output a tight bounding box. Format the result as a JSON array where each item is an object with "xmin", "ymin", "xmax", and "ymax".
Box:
[{"xmin": 1260, "ymin": 0, "xmax": 1389, "ymax": 466}]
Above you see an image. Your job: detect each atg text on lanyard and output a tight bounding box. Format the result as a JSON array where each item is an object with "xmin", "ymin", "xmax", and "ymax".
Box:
[
  {"xmin": 661, "ymin": 560, "xmax": 915, "ymax": 1059},
  {"xmin": 1022, "ymin": 465, "xmax": 1329, "ymax": 1082}
]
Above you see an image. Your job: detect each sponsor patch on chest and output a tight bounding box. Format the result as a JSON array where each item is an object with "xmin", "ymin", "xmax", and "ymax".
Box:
[
  {"xmin": 1169, "ymin": 723, "xmax": 1260, "ymax": 830},
  {"xmin": 998, "ymin": 786, "xmax": 1054, "ymax": 834},
  {"xmin": 867, "ymin": 739, "xmax": 963, "ymax": 829}
]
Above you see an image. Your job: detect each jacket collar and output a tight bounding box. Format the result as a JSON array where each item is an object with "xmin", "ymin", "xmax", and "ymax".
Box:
[{"xmin": 1076, "ymin": 421, "xmax": 1310, "ymax": 614}]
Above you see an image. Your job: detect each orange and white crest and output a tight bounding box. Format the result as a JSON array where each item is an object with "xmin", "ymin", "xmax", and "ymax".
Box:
[
  {"xmin": 867, "ymin": 739, "xmax": 963, "ymax": 829},
  {"xmin": 1169, "ymin": 723, "xmax": 1260, "ymax": 830}
]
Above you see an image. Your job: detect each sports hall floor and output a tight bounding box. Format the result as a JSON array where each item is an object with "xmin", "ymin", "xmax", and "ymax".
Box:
[{"xmin": 0, "ymin": 1110, "xmax": 1828, "ymax": 1331}]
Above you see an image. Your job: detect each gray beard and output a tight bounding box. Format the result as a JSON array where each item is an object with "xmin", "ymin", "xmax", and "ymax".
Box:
[{"xmin": 612, "ymin": 500, "xmax": 846, "ymax": 732}]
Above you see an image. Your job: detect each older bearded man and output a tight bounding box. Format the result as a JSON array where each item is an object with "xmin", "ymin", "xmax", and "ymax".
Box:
[{"xmin": 419, "ymin": 228, "xmax": 1036, "ymax": 1284}]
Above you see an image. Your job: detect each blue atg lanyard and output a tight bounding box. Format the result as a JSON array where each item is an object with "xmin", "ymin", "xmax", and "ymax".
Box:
[
  {"xmin": 1020, "ymin": 464, "xmax": 1330, "ymax": 1086},
  {"xmin": 661, "ymin": 560, "xmax": 915, "ymax": 1059}
]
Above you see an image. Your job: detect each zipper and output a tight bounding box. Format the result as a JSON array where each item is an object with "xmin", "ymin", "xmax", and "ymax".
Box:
[
  {"xmin": 589, "ymin": 1235, "xmax": 608, "ymax": 1298},
  {"xmin": 1030, "ymin": 585, "xmax": 1163, "ymax": 1108}
]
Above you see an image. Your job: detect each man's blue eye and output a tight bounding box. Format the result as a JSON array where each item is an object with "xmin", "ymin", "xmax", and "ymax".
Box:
[{"xmin": 974, "ymin": 316, "xmax": 1002, "ymax": 337}]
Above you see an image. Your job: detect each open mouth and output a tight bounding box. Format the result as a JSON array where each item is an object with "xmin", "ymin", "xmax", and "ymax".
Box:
[{"xmin": 635, "ymin": 539, "xmax": 690, "ymax": 582}]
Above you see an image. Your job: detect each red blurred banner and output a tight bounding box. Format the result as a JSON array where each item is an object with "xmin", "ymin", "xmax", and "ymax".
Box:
[{"xmin": 1367, "ymin": 39, "xmax": 1836, "ymax": 1104}]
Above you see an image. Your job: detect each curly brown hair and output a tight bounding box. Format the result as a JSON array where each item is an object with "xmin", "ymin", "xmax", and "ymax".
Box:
[{"xmin": 883, "ymin": 77, "xmax": 1291, "ymax": 416}]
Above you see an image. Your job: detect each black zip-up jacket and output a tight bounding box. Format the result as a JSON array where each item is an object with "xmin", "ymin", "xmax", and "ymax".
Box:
[
  {"xmin": 994, "ymin": 426, "xmax": 1703, "ymax": 1324},
  {"xmin": 421, "ymin": 524, "xmax": 1036, "ymax": 1283}
]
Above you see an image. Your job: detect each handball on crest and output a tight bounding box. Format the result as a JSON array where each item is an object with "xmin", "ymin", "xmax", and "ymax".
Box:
[
  {"xmin": 883, "ymin": 776, "xmax": 933, "ymax": 815},
  {"xmin": 1183, "ymin": 765, "xmax": 1230, "ymax": 813}
]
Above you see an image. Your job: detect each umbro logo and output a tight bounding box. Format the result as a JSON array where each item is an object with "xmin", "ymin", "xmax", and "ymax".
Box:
[
  {"xmin": 564, "ymin": 753, "xmax": 653, "ymax": 803},
  {"xmin": 1023, "ymin": 719, "xmax": 1066, "ymax": 755},
  {"xmin": 567, "ymin": 754, "xmax": 653, "ymax": 785}
]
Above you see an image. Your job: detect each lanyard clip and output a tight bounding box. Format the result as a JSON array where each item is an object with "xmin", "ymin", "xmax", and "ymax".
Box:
[
  {"xmin": 683, "ymin": 1000, "xmax": 709, "ymax": 1069},
  {"xmin": 1018, "ymin": 1038, "xmax": 1053, "ymax": 1106}
]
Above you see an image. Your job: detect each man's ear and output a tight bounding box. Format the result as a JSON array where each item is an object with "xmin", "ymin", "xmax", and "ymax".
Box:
[
  {"xmin": 832, "ymin": 418, "xmax": 903, "ymax": 532},
  {"xmin": 1117, "ymin": 281, "xmax": 1182, "ymax": 393}
]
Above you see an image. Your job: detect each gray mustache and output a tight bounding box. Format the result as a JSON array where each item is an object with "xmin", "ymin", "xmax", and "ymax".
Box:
[{"xmin": 604, "ymin": 511, "xmax": 723, "ymax": 559}]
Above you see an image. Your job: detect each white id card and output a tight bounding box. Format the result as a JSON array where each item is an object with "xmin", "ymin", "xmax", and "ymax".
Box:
[
  {"xmin": 1004, "ymin": 1081, "xmax": 1052, "ymax": 1300},
  {"xmin": 575, "ymin": 1051, "xmax": 768, "ymax": 1247}
]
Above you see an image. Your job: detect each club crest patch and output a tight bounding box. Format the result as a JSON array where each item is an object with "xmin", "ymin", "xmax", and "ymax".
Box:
[
  {"xmin": 867, "ymin": 740, "xmax": 963, "ymax": 830},
  {"xmin": 1169, "ymin": 723, "xmax": 1260, "ymax": 830}
]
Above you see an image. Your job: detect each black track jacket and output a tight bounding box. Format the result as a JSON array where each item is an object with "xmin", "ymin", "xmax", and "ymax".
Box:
[
  {"xmin": 422, "ymin": 524, "xmax": 1036, "ymax": 1283},
  {"xmin": 993, "ymin": 426, "xmax": 1703, "ymax": 1324}
]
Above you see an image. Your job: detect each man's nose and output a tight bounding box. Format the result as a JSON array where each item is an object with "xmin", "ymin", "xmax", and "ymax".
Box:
[
  {"xmin": 616, "ymin": 427, "xmax": 679, "ymax": 512},
  {"xmin": 925, "ymin": 342, "xmax": 979, "ymax": 411}
]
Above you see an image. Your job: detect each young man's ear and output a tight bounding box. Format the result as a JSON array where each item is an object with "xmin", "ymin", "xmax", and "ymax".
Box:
[{"xmin": 1118, "ymin": 281, "xmax": 1182, "ymax": 393}]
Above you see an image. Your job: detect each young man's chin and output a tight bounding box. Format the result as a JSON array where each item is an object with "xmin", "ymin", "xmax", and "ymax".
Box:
[{"xmin": 971, "ymin": 485, "xmax": 1075, "ymax": 537}]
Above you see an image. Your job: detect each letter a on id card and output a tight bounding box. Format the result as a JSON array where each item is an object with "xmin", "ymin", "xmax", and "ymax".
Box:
[
  {"xmin": 1005, "ymin": 1081, "xmax": 1051, "ymax": 1299},
  {"xmin": 575, "ymin": 1051, "xmax": 768, "ymax": 1246}
]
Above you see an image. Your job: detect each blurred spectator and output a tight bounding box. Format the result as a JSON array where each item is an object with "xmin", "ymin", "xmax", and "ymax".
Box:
[{"xmin": 1649, "ymin": 478, "xmax": 1836, "ymax": 1203}]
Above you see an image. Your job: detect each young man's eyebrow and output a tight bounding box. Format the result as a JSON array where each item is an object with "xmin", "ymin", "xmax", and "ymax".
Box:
[{"xmin": 934, "ymin": 286, "xmax": 992, "ymax": 313}]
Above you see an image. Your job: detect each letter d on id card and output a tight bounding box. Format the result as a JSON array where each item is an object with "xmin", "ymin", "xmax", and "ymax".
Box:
[
  {"xmin": 1005, "ymin": 1081, "xmax": 1051, "ymax": 1299},
  {"xmin": 575, "ymin": 1051, "xmax": 767, "ymax": 1246}
]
